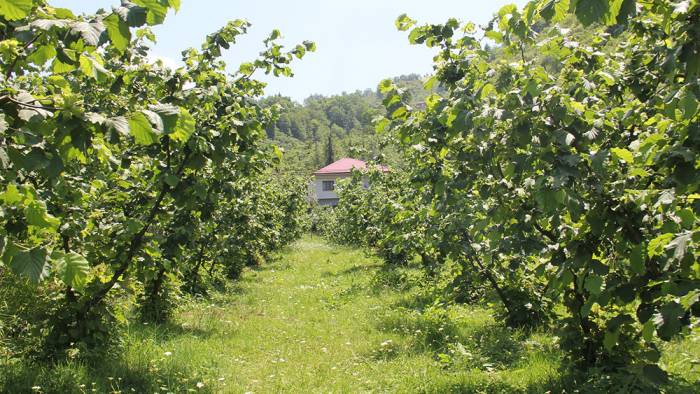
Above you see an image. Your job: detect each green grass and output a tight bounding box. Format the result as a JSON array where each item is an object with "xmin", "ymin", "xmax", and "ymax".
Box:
[{"xmin": 1, "ymin": 235, "xmax": 698, "ymax": 393}]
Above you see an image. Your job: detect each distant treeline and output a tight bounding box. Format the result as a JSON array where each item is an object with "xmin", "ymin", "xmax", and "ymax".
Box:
[{"xmin": 261, "ymin": 74, "xmax": 443, "ymax": 173}]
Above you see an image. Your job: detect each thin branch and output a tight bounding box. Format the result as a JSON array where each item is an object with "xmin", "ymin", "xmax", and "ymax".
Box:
[
  {"xmin": 533, "ymin": 221, "xmax": 558, "ymax": 243},
  {"xmin": 2, "ymin": 95, "xmax": 60, "ymax": 112}
]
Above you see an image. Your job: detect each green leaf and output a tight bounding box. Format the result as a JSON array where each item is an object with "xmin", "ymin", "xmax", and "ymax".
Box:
[
  {"xmin": 642, "ymin": 364, "xmax": 669, "ymax": 386},
  {"xmin": 53, "ymin": 7, "xmax": 74, "ymax": 19},
  {"xmin": 104, "ymin": 13, "xmax": 131, "ymax": 52},
  {"xmin": 666, "ymin": 232, "xmax": 692, "ymax": 261},
  {"xmin": 678, "ymin": 88, "xmax": 698, "ymax": 120},
  {"xmin": 375, "ymin": 118, "xmax": 390, "ymax": 133},
  {"xmin": 0, "ymin": 0, "xmax": 33, "ymax": 21},
  {"xmin": 25, "ymin": 200, "xmax": 60, "ymax": 230},
  {"xmin": 630, "ymin": 243, "xmax": 645, "ymax": 274},
  {"xmin": 303, "ymin": 40, "xmax": 316, "ymax": 52},
  {"xmin": 54, "ymin": 252, "xmax": 89, "ymax": 290},
  {"xmin": 27, "ymin": 45, "xmax": 56, "ymax": 66},
  {"xmin": 580, "ymin": 298, "xmax": 595, "ymax": 317},
  {"xmin": 379, "ymin": 79, "xmax": 394, "ymax": 94},
  {"xmin": 535, "ymin": 188, "xmax": 565, "ymax": 213},
  {"xmin": 79, "ymin": 54, "xmax": 112, "ymax": 81},
  {"xmin": 654, "ymin": 302, "xmax": 684, "ymax": 340},
  {"xmin": 133, "ymin": 0, "xmax": 169, "ymax": 25},
  {"xmin": 1, "ymin": 183, "xmax": 23, "ymax": 204},
  {"xmin": 610, "ymin": 147, "xmax": 634, "ymax": 163},
  {"xmin": 391, "ymin": 106, "xmax": 407, "ymax": 119},
  {"xmin": 70, "ymin": 21, "xmax": 103, "ymax": 47},
  {"xmin": 78, "ymin": 54, "xmax": 94, "ymax": 77},
  {"xmin": 395, "ymin": 14, "xmax": 416, "ymax": 31},
  {"xmin": 239, "ymin": 62, "xmax": 255, "ymax": 75},
  {"xmin": 484, "ymin": 30, "xmax": 503, "ymax": 43},
  {"xmin": 170, "ymin": 108, "xmax": 195, "ymax": 143},
  {"xmin": 603, "ymin": 329, "xmax": 619, "ymax": 350},
  {"xmin": 105, "ymin": 116, "xmax": 130, "ymax": 136},
  {"xmin": 151, "ymin": 103, "xmax": 179, "ymax": 130},
  {"xmin": 574, "ymin": 0, "xmax": 624, "ymax": 26},
  {"xmin": 9, "ymin": 247, "xmax": 51, "ymax": 283},
  {"xmin": 596, "ymin": 71, "xmax": 615, "ymax": 86},
  {"xmin": 52, "ymin": 58, "xmax": 77, "ymax": 74},
  {"xmin": 676, "ymin": 208, "xmax": 696, "ymax": 228},
  {"xmin": 163, "ymin": 173, "xmax": 179, "ymax": 187},
  {"xmin": 293, "ymin": 44, "xmax": 306, "ymax": 59},
  {"xmin": 585, "ymin": 274, "xmax": 604, "ymax": 295},
  {"xmin": 680, "ymin": 290, "xmax": 699, "ymax": 310},
  {"xmin": 616, "ymin": 0, "xmax": 637, "ymax": 24},
  {"xmin": 540, "ymin": 0, "xmax": 570, "ymax": 23},
  {"xmin": 647, "ymin": 233, "xmax": 674, "ymax": 258},
  {"xmin": 167, "ymin": 0, "xmax": 180, "ymax": 12},
  {"xmin": 119, "ymin": 3, "xmax": 147, "ymax": 27},
  {"xmin": 129, "ymin": 112, "xmax": 158, "ymax": 145},
  {"xmin": 51, "ymin": 48, "xmax": 78, "ymax": 73},
  {"xmin": 642, "ymin": 320, "xmax": 655, "ymax": 341}
]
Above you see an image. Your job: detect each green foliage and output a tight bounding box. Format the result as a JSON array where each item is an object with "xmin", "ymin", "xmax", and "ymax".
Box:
[
  {"xmin": 0, "ymin": 0, "xmax": 33, "ymax": 21},
  {"xmin": 318, "ymin": 0, "xmax": 700, "ymax": 384},
  {"xmin": 0, "ymin": 0, "xmax": 311, "ymax": 356}
]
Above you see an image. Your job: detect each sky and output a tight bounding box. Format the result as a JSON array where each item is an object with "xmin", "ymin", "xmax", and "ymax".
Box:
[{"xmin": 51, "ymin": 0, "xmax": 528, "ymax": 102}]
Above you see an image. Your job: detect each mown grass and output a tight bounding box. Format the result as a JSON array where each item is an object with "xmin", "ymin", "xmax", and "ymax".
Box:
[{"xmin": 1, "ymin": 235, "xmax": 698, "ymax": 393}]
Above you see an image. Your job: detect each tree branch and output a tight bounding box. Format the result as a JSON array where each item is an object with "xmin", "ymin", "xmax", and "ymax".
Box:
[{"xmin": 2, "ymin": 94, "xmax": 60, "ymax": 111}]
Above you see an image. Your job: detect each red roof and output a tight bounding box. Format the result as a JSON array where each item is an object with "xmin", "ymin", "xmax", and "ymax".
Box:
[{"xmin": 314, "ymin": 158, "xmax": 389, "ymax": 175}]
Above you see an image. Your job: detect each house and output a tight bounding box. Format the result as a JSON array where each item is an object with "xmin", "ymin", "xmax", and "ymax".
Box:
[{"xmin": 312, "ymin": 158, "xmax": 388, "ymax": 206}]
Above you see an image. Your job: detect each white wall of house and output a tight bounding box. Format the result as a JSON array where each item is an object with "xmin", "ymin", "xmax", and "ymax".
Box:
[
  {"xmin": 312, "ymin": 173, "xmax": 371, "ymax": 206},
  {"xmin": 313, "ymin": 173, "xmax": 348, "ymax": 205}
]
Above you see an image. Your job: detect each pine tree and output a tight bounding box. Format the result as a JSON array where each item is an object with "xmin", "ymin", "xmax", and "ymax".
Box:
[
  {"xmin": 312, "ymin": 142, "xmax": 321, "ymax": 168},
  {"xmin": 325, "ymin": 134, "xmax": 334, "ymax": 165}
]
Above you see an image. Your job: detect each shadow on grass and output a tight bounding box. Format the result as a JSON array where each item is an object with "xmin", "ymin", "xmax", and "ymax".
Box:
[
  {"xmin": 319, "ymin": 283, "xmax": 366, "ymax": 310},
  {"xmin": 368, "ymin": 264, "xmax": 425, "ymax": 295},
  {"xmin": 421, "ymin": 369, "xmax": 700, "ymax": 394},
  {"xmin": 319, "ymin": 262, "xmax": 384, "ymax": 278},
  {"xmin": 374, "ymin": 307, "xmax": 525, "ymax": 367},
  {"xmin": 0, "ymin": 352, "xmax": 219, "ymax": 394},
  {"xmin": 130, "ymin": 320, "xmax": 215, "ymax": 342},
  {"xmin": 0, "ymin": 313, "xmax": 229, "ymax": 394},
  {"xmin": 372, "ymin": 290, "xmax": 699, "ymax": 393}
]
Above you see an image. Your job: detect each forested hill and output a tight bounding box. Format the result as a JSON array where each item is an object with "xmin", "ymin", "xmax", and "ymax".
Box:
[{"xmin": 261, "ymin": 74, "xmax": 442, "ymax": 173}]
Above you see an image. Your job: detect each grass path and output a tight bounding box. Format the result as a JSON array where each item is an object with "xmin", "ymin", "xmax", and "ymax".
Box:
[
  {"xmin": 117, "ymin": 236, "xmax": 565, "ymax": 393},
  {"xmin": 3, "ymin": 236, "xmax": 698, "ymax": 393},
  {"xmin": 159, "ymin": 236, "xmax": 448, "ymax": 393}
]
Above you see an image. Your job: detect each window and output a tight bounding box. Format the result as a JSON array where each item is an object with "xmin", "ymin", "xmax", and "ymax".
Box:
[{"xmin": 322, "ymin": 180, "xmax": 335, "ymax": 191}]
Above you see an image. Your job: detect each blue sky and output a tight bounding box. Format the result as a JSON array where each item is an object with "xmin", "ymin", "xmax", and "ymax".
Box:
[{"xmin": 52, "ymin": 0, "xmax": 527, "ymax": 102}]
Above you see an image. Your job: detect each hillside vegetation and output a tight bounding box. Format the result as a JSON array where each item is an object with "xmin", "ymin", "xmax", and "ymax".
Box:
[{"xmin": 262, "ymin": 74, "xmax": 442, "ymax": 173}]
